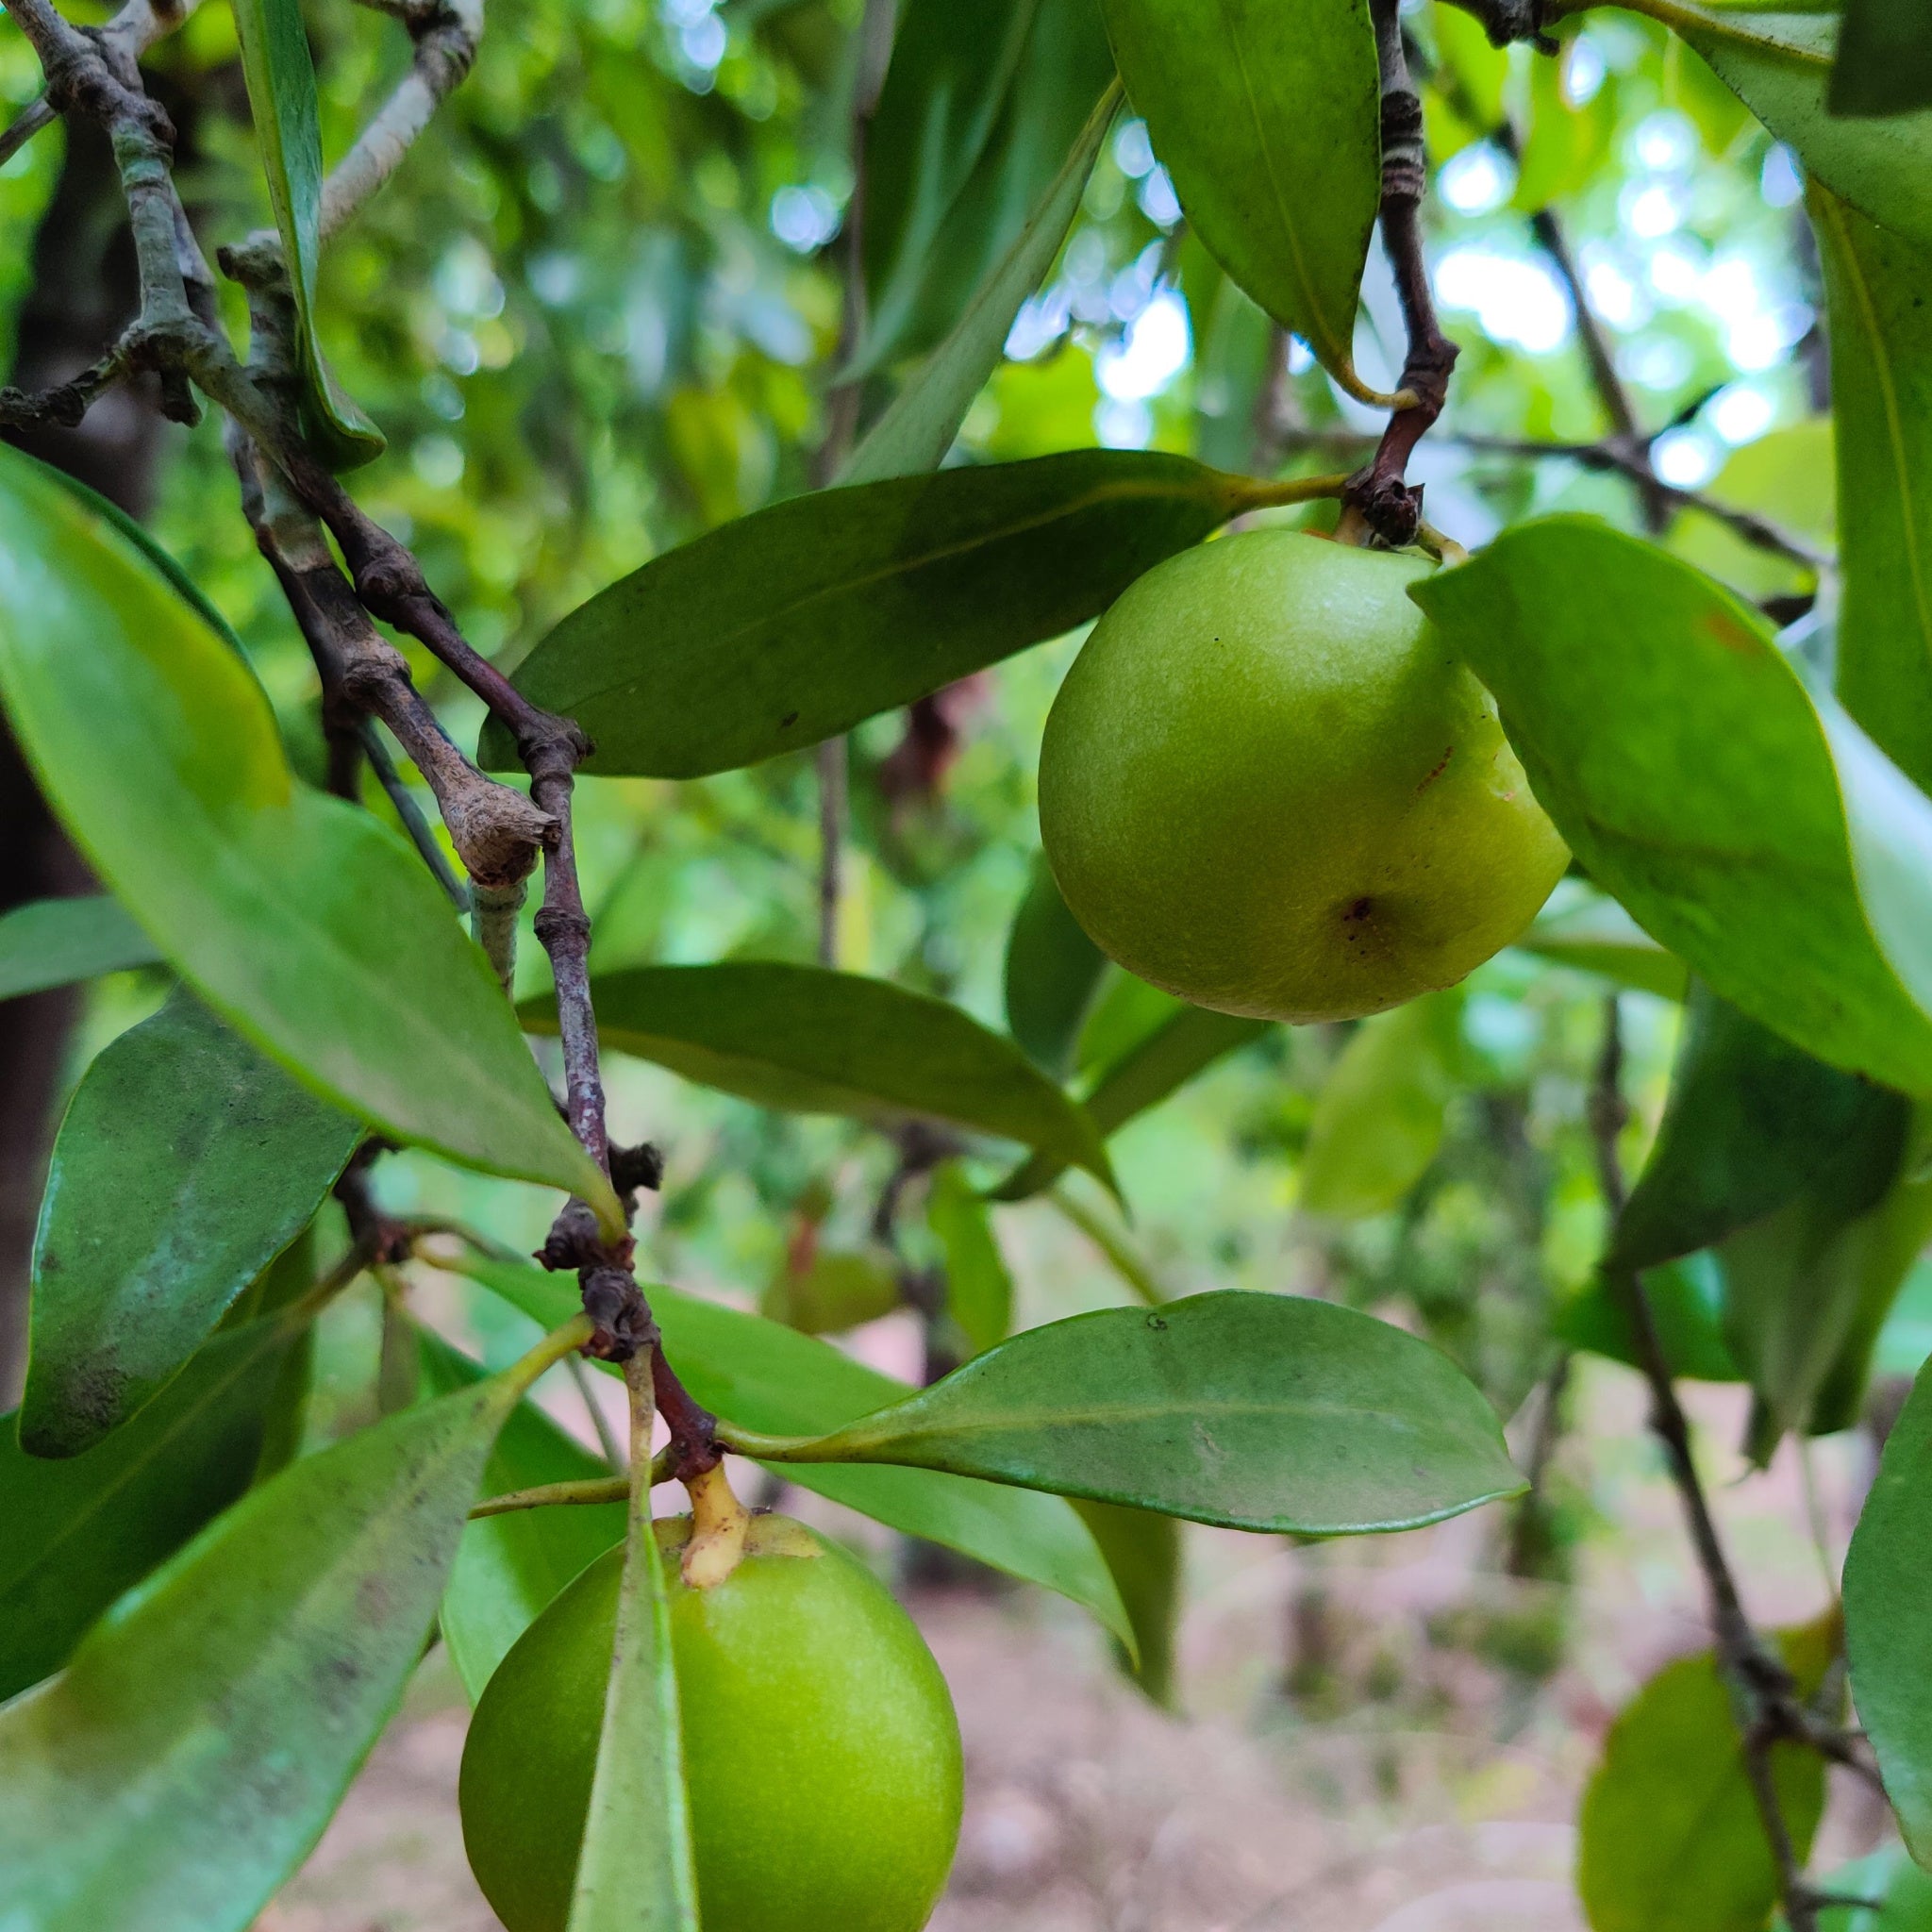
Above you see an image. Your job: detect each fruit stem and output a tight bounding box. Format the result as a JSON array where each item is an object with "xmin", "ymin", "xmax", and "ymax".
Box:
[
  {"xmin": 680, "ymin": 1460, "xmax": 753, "ymax": 1589},
  {"xmin": 470, "ymin": 1475, "xmax": 630, "ymax": 1519}
]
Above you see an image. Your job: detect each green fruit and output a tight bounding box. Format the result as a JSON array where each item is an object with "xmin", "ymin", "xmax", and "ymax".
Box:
[
  {"xmin": 1038, "ymin": 529, "xmax": 1568, "ymax": 1023},
  {"xmin": 458, "ymin": 1513, "xmax": 963, "ymax": 1932}
]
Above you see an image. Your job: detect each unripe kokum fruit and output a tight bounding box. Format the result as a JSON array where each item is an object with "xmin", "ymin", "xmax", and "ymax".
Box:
[
  {"xmin": 458, "ymin": 1500, "xmax": 963, "ymax": 1932},
  {"xmin": 1038, "ymin": 528, "xmax": 1568, "ymax": 1023}
]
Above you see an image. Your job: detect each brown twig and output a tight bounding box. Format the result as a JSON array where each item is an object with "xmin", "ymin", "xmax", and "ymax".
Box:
[
  {"xmin": 2, "ymin": 0, "xmax": 722, "ymax": 1452},
  {"xmin": 1590, "ymin": 997, "xmax": 1875, "ymax": 1932},
  {"xmin": 1341, "ymin": 0, "xmax": 1461, "ymax": 548}
]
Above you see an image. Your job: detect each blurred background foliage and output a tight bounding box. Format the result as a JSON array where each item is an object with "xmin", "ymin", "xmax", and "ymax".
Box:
[{"xmin": 2, "ymin": 0, "xmax": 1889, "ymax": 1491}]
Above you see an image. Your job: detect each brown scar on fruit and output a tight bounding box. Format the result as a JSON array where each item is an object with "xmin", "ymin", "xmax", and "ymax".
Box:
[{"xmin": 1415, "ymin": 745, "xmax": 1454, "ymax": 793}]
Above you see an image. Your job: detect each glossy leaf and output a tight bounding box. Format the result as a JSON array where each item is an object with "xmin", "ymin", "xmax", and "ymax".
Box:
[
  {"xmin": 0, "ymin": 895, "xmax": 160, "ymax": 1001},
  {"xmin": 479, "ymin": 452, "xmax": 1273, "ymax": 778},
  {"xmin": 1412, "ymin": 519, "xmax": 1932, "ymax": 1095},
  {"xmin": 0, "ymin": 446, "xmax": 616, "ymax": 1223},
  {"xmin": 1555, "ymin": 1255, "xmax": 1742, "ymax": 1385},
  {"xmin": 1072, "ymin": 1498, "xmax": 1181, "ymax": 1707},
  {"xmin": 0, "ymin": 1365, "xmax": 527, "ymax": 1932},
  {"xmin": 529, "ymin": 961, "xmax": 1113, "ymax": 1184},
  {"xmin": 456, "ymin": 1255, "xmax": 1135, "ymax": 1649},
  {"xmin": 230, "ymin": 0, "xmax": 384, "ymax": 467},
  {"xmin": 1513, "ymin": 889, "xmax": 1690, "ymax": 1002},
  {"xmin": 843, "ymin": 84, "xmax": 1117, "ymax": 486},
  {"xmin": 1612, "ymin": 984, "xmax": 1890, "ymax": 1273},
  {"xmin": 749, "ymin": 1291, "xmax": 1524, "ymax": 1535},
  {"xmin": 1684, "ymin": 10, "xmax": 1932, "ymax": 252},
  {"xmin": 1814, "ymin": 186, "xmax": 1932, "ymax": 794},
  {"xmin": 929, "ymin": 1161, "xmax": 1014, "ymax": 1355},
  {"xmin": 0, "ymin": 1319, "xmax": 294, "ymax": 1702},
  {"xmin": 419, "ymin": 1330, "xmax": 624, "ymax": 1701},
  {"xmin": 24, "ymin": 991, "xmax": 360, "ymax": 1457},
  {"xmin": 993, "ymin": 1002, "xmax": 1269, "ymax": 1200},
  {"xmin": 1003, "ymin": 853, "xmax": 1108, "ymax": 1078},
  {"xmin": 859, "ymin": 0, "xmax": 1114, "ymax": 374},
  {"xmin": 1298, "ymin": 992, "xmax": 1462, "ymax": 1221},
  {"xmin": 1577, "ymin": 1619, "xmax": 1836, "ymax": 1932},
  {"xmin": 1831, "ymin": 0, "xmax": 1932, "ymax": 117},
  {"xmin": 1847, "ymin": 1350, "xmax": 1932, "ymax": 1864},
  {"xmin": 1099, "ymin": 0, "xmax": 1386, "ymax": 399},
  {"xmin": 568, "ymin": 1461, "xmax": 697, "ymax": 1932}
]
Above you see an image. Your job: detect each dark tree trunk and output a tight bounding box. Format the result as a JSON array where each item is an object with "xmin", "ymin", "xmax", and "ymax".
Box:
[{"xmin": 0, "ymin": 115, "xmax": 171, "ymax": 1402}]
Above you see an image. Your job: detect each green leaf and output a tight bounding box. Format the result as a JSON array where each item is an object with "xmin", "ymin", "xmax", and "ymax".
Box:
[
  {"xmin": 1555, "ymin": 1254, "xmax": 1742, "ymax": 1384},
  {"xmin": 1612, "ymin": 984, "xmax": 1891, "ymax": 1273},
  {"xmin": 858, "ymin": 0, "xmax": 1115, "ymax": 375},
  {"xmin": 1298, "ymin": 991, "xmax": 1462, "ymax": 1221},
  {"xmin": 1071, "ymin": 1498, "xmax": 1181, "ymax": 1707},
  {"xmin": 24, "ymin": 991, "xmax": 361, "ymax": 1457},
  {"xmin": 1003, "ymin": 853, "xmax": 1109, "ymax": 1079},
  {"xmin": 478, "ymin": 452, "xmax": 1274, "ymax": 778},
  {"xmin": 567, "ymin": 1468, "xmax": 698, "ymax": 1932},
  {"xmin": 842, "ymin": 84, "xmax": 1118, "ymax": 485},
  {"xmin": 529, "ymin": 962, "xmax": 1113, "ymax": 1185},
  {"xmin": 760, "ymin": 1244, "xmax": 902, "ymax": 1336},
  {"xmin": 1810, "ymin": 1108, "xmax": 1932, "ymax": 1433},
  {"xmin": 456, "ymin": 1254, "xmax": 1135, "ymax": 1650},
  {"xmin": 1410, "ymin": 518, "xmax": 1932, "ymax": 1096},
  {"xmin": 1846, "ymin": 1351, "xmax": 1932, "ymax": 1865},
  {"xmin": 1683, "ymin": 10, "xmax": 1932, "ymax": 253},
  {"xmin": 1513, "ymin": 888, "xmax": 1690, "ymax": 1002},
  {"xmin": 1717, "ymin": 1088, "xmax": 1913, "ymax": 1455},
  {"xmin": 993, "ymin": 1002, "xmax": 1268, "ymax": 1201},
  {"xmin": 1098, "ymin": 0, "xmax": 1387, "ymax": 401},
  {"xmin": 419, "ymin": 1329, "xmax": 625, "ymax": 1702},
  {"xmin": 1812, "ymin": 185, "xmax": 1932, "ymax": 794},
  {"xmin": 1830, "ymin": 0, "xmax": 1932, "ymax": 118},
  {"xmin": 743, "ymin": 1291, "xmax": 1524, "ymax": 1535},
  {"xmin": 0, "ymin": 1319, "xmax": 295, "ymax": 1702},
  {"xmin": 230, "ymin": 0, "xmax": 384, "ymax": 467},
  {"xmin": 928, "ymin": 1161, "xmax": 1014, "ymax": 1354},
  {"xmin": 1577, "ymin": 1619, "xmax": 1836, "ymax": 1932},
  {"xmin": 0, "ymin": 445, "xmax": 616, "ymax": 1224},
  {"xmin": 0, "ymin": 1364, "xmax": 526, "ymax": 1932},
  {"xmin": 0, "ymin": 895, "xmax": 161, "ymax": 1001}
]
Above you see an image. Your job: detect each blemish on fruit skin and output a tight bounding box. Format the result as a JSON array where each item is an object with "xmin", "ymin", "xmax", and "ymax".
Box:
[
  {"xmin": 1146, "ymin": 1313, "xmax": 1168, "ymax": 1331},
  {"xmin": 1415, "ymin": 745, "xmax": 1454, "ymax": 793},
  {"xmin": 778, "ymin": 709, "xmax": 800, "ymax": 729}
]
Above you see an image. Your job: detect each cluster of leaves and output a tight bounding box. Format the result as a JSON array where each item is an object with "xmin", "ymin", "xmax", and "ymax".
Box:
[{"xmin": 8, "ymin": 0, "xmax": 1932, "ymax": 1927}]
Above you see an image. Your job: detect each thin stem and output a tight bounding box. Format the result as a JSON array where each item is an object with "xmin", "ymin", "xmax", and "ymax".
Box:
[
  {"xmin": 1046, "ymin": 1182, "xmax": 1166, "ymax": 1307},
  {"xmin": 360, "ymin": 724, "xmax": 472, "ymax": 910},
  {"xmin": 815, "ymin": 736, "xmax": 847, "ymax": 966},
  {"xmin": 470, "ymin": 1474, "xmax": 630, "ymax": 1519},
  {"xmin": 569, "ymin": 1352, "xmax": 627, "ymax": 1471},
  {"xmin": 471, "ymin": 879, "xmax": 525, "ymax": 992}
]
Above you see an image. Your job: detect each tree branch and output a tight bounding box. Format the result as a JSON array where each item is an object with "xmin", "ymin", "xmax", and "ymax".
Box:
[
  {"xmin": 1590, "ymin": 997, "xmax": 1872, "ymax": 1932},
  {"xmin": 319, "ymin": 0, "xmax": 482, "ymax": 241},
  {"xmin": 1344, "ymin": 0, "xmax": 1460, "ymax": 546}
]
